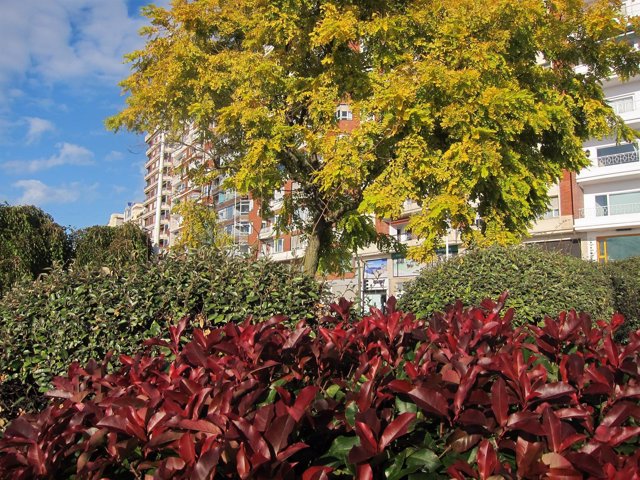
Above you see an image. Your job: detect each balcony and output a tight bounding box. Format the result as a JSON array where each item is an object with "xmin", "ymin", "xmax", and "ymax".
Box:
[
  {"xmin": 259, "ymin": 226, "xmax": 274, "ymax": 239},
  {"xmin": 574, "ymin": 202, "xmax": 640, "ymax": 231},
  {"xmin": 577, "ymin": 147, "xmax": 640, "ymax": 184},
  {"xmin": 597, "ymin": 150, "xmax": 639, "ymax": 167}
]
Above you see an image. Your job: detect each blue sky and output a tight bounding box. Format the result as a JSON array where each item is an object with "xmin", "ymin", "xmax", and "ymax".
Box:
[{"xmin": 0, "ymin": 0, "xmax": 169, "ymax": 229}]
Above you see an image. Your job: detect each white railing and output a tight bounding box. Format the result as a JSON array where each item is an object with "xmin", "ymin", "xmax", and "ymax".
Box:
[
  {"xmin": 579, "ymin": 202, "xmax": 640, "ymax": 218},
  {"xmin": 597, "ymin": 150, "xmax": 639, "ymax": 167}
]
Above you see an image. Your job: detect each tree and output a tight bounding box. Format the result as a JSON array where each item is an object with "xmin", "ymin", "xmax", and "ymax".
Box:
[
  {"xmin": 107, "ymin": 0, "xmax": 640, "ymax": 275},
  {"xmin": 0, "ymin": 204, "xmax": 71, "ymax": 294},
  {"xmin": 72, "ymin": 223, "xmax": 152, "ymax": 268},
  {"xmin": 171, "ymin": 199, "xmax": 232, "ymax": 251}
]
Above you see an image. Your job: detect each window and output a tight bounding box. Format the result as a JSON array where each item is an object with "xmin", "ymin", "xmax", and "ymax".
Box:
[
  {"xmin": 607, "ymin": 95, "xmax": 635, "ymax": 115},
  {"xmin": 595, "ymin": 191, "xmax": 640, "ymax": 216},
  {"xmin": 395, "ymin": 225, "xmax": 413, "ymax": 242},
  {"xmin": 236, "ymin": 222, "xmax": 252, "ymax": 234},
  {"xmin": 335, "ymin": 104, "xmax": 353, "ymax": 121},
  {"xmin": 543, "ymin": 196, "xmax": 560, "ymax": 219},
  {"xmin": 237, "ymin": 200, "xmax": 251, "ymax": 215},
  {"xmin": 598, "ymin": 234, "xmax": 640, "ymax": 263},
  {"xmin": 393, "ymin": 257, "xmax": 423, "ymax": 277},
  {"xmin": 274, "ymin": 238, "xmax": 285, "ymax": 253},
  {"xmin": 218, "ymin": 205, "xmax": 234, "ymax": 220}
]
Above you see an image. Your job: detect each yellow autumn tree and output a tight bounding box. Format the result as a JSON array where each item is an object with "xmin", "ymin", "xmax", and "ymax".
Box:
[
  {"xmin": 171, "ymin": 200, "xmax": 232, "ymax": 252},
  {"xmin": 108, "ymin": 0, "xmax": 640, "ymax": 275}
]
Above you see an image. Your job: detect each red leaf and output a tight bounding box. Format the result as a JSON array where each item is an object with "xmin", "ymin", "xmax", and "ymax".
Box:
[
  {"xmin": 179, "ymin": 433, "xmax": 196, "ymax": 466},
  {"xmin": 477, "ymin": 439, "xmax": 498, "ymax": 479},
  {"xmin": 236, "ymin": 443, "xmax": 251, "ymax": 480},
  {"xmin": 534, "ymin": 382, "xmax": 575, "ymax": 402},
  {"xmin": 355, "ymin": 421, "xmax": 378, "ymax": 454},
  {"xmin": 4, "ymin": 418, "xmax": 38, "ymax": 441},
  {"xmin": 516, "ymin": 437, "xmax": 544, "ymax": 477},
  {"xmin": 289, "ymin": 386, "xmax": 318, "ymax": 422},
  {"xmin": 26, "ymin": 444, "xmax": 46, "ymax": 476},
  {"xmin": 507, "ymin": 411, "xmax": 544, "ymax": 436},
  {"xmin": 265, "ymin": 415, "xmax": 296, "ymax": 455},
  {"xmin": 302, "ymin": 466, "xmax": 333, "ymax": 480},
  {"xmin": 232, "ymin": 417, "xmax": 271, "ymax": 461},
  {"xmin": 192, "ymin": 448, "xmax": 220, "ymax": 480},
  {"xmin": 603, "ymin": 335, "xmax": 619, "ymax": 367},
  {"xmin": 454, "ymin": 365, "xmax": 481, "ymax": 415},
  {"xmin": 388, "ymin": 382, "xmax": 448, "ymax": 418},
  {"xmin": 276, "ymin": 442, "xmax": 308, "ymax": 462},
  {"xmin": 447, "ymin": 429, "xmax": 482, "ymax": 453},
  {"xmin": 491, "ymin": 376, "xmax": 509, "ymax": 427},
  {"xmin": 594, "ymin": 425, "xmax": 640, "ymax": 446},
  {"xmin": 379, "ymin": 413, "xmax": 415, "ymax": 450},
  {"xmin": 356, "ymin": 464, "xmax": 373, "ymax": 480}
]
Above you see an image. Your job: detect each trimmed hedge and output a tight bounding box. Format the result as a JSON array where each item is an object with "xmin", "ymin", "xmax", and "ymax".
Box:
[
  {"xmin": 2, "ymin": 297, "xmax": 640, "ymax": 478},
  {"xmin": 0, "ymin": 249, "xmax": 324, "ymax": 421},
  {"xmin": 398, "ymin": 245, "xmax": 615, "ymax": 324},
  {"xmin": 605, "ymin": 256, "xmax": 640, "ymax": 341}
]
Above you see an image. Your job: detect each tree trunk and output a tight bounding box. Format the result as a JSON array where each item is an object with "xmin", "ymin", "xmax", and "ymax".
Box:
[{"xmin": 303, "ymin": 230, "xmax": 321, "ymax": 277}]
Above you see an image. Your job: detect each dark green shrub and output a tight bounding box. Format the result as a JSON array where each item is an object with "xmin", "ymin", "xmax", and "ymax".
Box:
[
  {"xmin": 605, "ymin": 256, "xmax": 640, "ymax": 341},
  {"xmin": 0, "ymin": 249, "xmax": 324, "ymax": 422},
  {"xmin": 71, "ymin": 222, "xmax": 152, "ymax": 268},
  {"xmin": 398, "ymin": 244, "xmax": 614, "ymax": 324},
  {"xmin": 0, "ymin": 204, "xmax": 71, "ymax": 295}
]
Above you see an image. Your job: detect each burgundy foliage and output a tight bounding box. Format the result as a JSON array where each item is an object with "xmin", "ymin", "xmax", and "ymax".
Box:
[{"xmin": 2, "ymin": 294, "xmax": 640, "ymax": 479}]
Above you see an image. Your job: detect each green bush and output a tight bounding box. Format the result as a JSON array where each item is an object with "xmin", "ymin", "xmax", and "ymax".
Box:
[
  {"xmin": 605, "ymin": 256, "xmax": 640, "ymax": 341},
  {"xmin": 0, "ymin": 249, "xmax": 325, "ymax": 421},
  {"xmin": 71, "ymin": 223, "xmax": 152, "ymax": 268},
  {"xmin": 0, "ymin": 204, "xmax": 71, "ymax": 295},
  {"xmin": 398, "ymin": 244, "xmax": 614, "ymax": 324}
]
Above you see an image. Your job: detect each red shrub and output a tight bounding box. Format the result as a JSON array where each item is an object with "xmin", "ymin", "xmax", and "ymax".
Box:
[{"xmin": 2, "ymin": 294, "xmax": 640, "ymax": 479}]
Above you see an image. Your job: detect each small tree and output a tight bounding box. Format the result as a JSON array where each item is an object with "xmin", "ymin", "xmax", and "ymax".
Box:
[
  {"xmin": 171, "ymin": 200, "xmax": 232, "ymax": 252},
  {"xmin": 72, "ymin": 223, "xmax": 152, "ymax": 268},
  {"xmin": 0, "ymin": 204, "xmax": 70, "ymax": 294},
  {"xmin": 108, "ymin": 0, "xmax": 640, "ymax": 274}
]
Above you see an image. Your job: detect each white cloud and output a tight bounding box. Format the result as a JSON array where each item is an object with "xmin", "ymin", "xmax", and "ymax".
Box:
[
  {"xmin": 105, "ymin": 150, "xmax": 124, "ymax": 162},
  {"xmin": 0, "ymin": 0, "xmax": 150, "ymax": 103},
  {"xmin": 12, "ymin": 179, "xmax": 98, "ymax": 206},
  {"xmin": 24, "ymin": 117, "xmax": 55, "ymax": 144},
  {"xmin": 2, "ymin": 142, "xmax": 94, "ymax": 173}
]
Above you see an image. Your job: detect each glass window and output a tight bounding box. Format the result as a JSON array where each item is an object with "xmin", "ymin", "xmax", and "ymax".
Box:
[
  {"xmin": 598, "ymin": 235, "xmax": 640, "ymax": 262},
  {"xmin": 607, "ymin": 96, "xmax": 635, "ymax": 115},
  {"xmin": 274, "ymin": 238, "xmax": 285, "ymax": 253},
  {"xmin": 236, "ymin": 222, "xmax": 252, "ymax": 234},
  {"xmin": 543, "ymin": 196, "xmax": 560, "ymax": 219},
  {"xmin": 610, "ymin": 191, "xmax": 640, "ymax": 215},
  {"xmin": 393, "ymin": 257, "xmax": 423, "ymax": 277}
]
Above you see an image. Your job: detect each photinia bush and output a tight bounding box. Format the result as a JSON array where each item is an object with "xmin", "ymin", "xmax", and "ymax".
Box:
[{"xmin": 1, "ymin": 295, "xmax": 640, "ymax": 479}]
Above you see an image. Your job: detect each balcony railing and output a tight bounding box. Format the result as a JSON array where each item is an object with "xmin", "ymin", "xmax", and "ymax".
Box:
[
  {"xmin": 579, "ymin": 202, "xmax": 640, "ymax": 218},
  {"xmin": 597, "ymin": 150, "xmax": 639, "ymax": 167}
]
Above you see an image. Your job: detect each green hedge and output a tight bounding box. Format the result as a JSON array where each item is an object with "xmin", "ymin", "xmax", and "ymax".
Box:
[
  {"xmin": 398, "ymin": 245, "xmax": 615, "ymax": 324},
  {"xmin": 0, "ymin": 204, "xmax": 71, "ymax": 295},
  {"xmin": 71, "ymin": 223, "xmax": 152, "ymax": 268},
  {"xmin": 605, "ymin": 256, "xmax": 640, "ymax": 341},
  {"xmin": 0, "ymin": 249, "xmax": 324, "ymax": 421}
]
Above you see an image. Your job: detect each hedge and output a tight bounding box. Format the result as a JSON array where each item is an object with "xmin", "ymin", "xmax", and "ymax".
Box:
[
  {"xmin": 605, "ymin": 255, "xmax": 640, "ymax": 341},
  {"xmin": 398, "ymin": 245, "xmax": 615, "ymax": 325},
  {"xmin": 0, "ymin": 249, "xmax": 324, "ymax": 422},
  {"xmin": 2, "ymin": 296, "xmax": 640, "ymax": 478}
]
